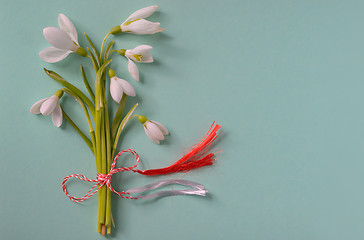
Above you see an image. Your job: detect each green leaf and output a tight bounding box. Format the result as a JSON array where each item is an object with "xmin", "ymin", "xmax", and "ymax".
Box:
[
  {"xmin": 87, "ymin": 47, "xmax": 100, "ymax": 70},
  {"xmin": 103, "ymin": 41, "xmax": 114, "ymax": 63},
  {"xmin": 62, "ymin": 107, "xmax": 94, "ymax": 154},
  {"xmin": 44, "ymin": 68, "xmax": 95, "ymax": 117},
  {"xmin": 80, "ymin": 64, "xmax": 95, "ymax": 102},
  {"xmin": 62, "ymin": 88, "xmax": 96, "ymax": 151},
  {"xmin": 84, "ymin": 32, "xmax": 101, "ymax": 64}
]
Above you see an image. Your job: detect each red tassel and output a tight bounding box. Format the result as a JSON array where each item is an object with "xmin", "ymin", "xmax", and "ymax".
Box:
[{"xmin": 136, "ymin": 123, "xmax": 221, "ymax": 176}]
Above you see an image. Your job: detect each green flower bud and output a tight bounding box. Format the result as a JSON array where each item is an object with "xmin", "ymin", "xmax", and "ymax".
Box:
[
  {"xmin": 138, "ymin": 115, "xmax": 148, "ymax": 124},
  {"xmin": 108, "ymin": 69, "xmax": 116, "ymax": 78},
  {"xmin": 117, "ymin": 49, "xmax": 126, "ymax": 56},
  {"xmin": 110, "ymin": 26, "xmax": 122, "ymax": 34},
  {"xmin": 54, "ymin": 89, "xmax": 64, "ymax": 98},
  {"xmin": 75, "ymin": 47, "xmax": 87, "ymax": 57}
]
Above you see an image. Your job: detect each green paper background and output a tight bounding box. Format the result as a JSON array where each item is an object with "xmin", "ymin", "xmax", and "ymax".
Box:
[{"xmin": 2, "ymin": 0, "xmax": 364, "ymax": 239}]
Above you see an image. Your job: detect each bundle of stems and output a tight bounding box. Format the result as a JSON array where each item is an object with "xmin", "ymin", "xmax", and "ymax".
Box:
[{"xmin": 45, "ymin": 33, "xmax": 137, "ymax": 235}]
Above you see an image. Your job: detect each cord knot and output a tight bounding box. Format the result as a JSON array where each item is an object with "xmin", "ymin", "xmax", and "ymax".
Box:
[{"xmin": 96, "ymin": 173, "xmax": 112, "ymax": 183}]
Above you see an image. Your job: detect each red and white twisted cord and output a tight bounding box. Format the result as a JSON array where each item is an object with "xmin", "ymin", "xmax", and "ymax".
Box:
[{"xmin": 62, "ymin": 123, "xmax": 221, "ymax": 202}]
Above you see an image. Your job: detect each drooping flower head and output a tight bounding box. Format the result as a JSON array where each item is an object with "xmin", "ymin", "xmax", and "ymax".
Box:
[
  {"xmin": 39, "ymin": 14, "xmax": 87, "ymax": 63},
  {"xmin": 110, "ymin": 5, "xmax": 164, "ymax": 35},
  {"xmin": 30, "ymin": 90, "xmax": 63, "ymax": 127},
  {"xmin": 138, "ymin": 115, "xmax": 169, "ymax": 144},
  {"xmin": 118, "ymin": 45, "xmax": 153, "ymax": 82},
  {"xmin": 108, "ymin": 69, "xmax": 136, "ymax": 103}
]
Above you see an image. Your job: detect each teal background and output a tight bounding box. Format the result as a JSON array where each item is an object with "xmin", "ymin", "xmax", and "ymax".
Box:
[{"xmin": 1, "ymin": 0, "xmax": 364, "ymax": 239}]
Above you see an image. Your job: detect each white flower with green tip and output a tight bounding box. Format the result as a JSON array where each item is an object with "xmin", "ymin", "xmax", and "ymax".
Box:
[
  {"xmin": 108, "ymin": 69, "xmax": 136, "ymax": 103},
  {"xmin": 110, "ymin": 5, "xmax": 164, "ymax": 35},
  {"xmin": 118, "ymin": 45, "xmax": 153, "ymax": 82},
  {"xmin": 39, "ymin": 14, "xmax": 87, "ymax": 63},
  {"xmin": 138, "ymin": 116, "xmax": 169, "ymax": 144},
  {"xmin": 30, "ymin": 91, "xmax": 63, "ymax": 127}
]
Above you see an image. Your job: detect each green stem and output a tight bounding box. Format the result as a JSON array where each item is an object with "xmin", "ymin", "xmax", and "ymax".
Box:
[
  {"xmin": 106, "ymin": 190, "xmax": 112, "ymax": 235},
  {"xmin": 111, "ymin": 103, "xmax": 139, "ymax": 158},
  {"xmin": 94, "ymin": 60, "xmax": 112, "ymax": 167},
  {"xmin": 100, "ymin": 32, "xmax": 111, "ymax": 62},
  {"xmin": 103, "ymin": 87, "xmax": 112, "ymax": 229},
  {"xmin": 99, "ymin": 108, "xmax": 106, "ymax": 225},
  {"xmin": 95, "ymin": 102, "xmax": 102, "ymax": 230},
  {"xmin": 94, "ymin": 60, "xmax": 112, "ymax": 233},
  {"xmin": 87, "ymin": 51, "xmax": 99, "ymax": 73},
  {"xmin": 95, "ymin": 92, "xmax": 103, "ymax": 229},
  {"xmin": 111, "ymin": 94, "xmax": 127, "ymax": 141},
  {"xmin": 95, "ymin": 109, "xmax": 102, "ymax": 172},
  {"xmin": 61, "ymin": 108, "xmax": 94, "ymax": 153}
]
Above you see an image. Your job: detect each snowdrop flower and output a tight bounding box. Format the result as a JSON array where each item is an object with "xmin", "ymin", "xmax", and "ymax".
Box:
[
  {"xmin": 138, "ymin": 115, "xmax": 169, "ymax": 144},
  {"xmin": 30, "ymin": 90, "xmax": 63, "ymax": 127},
  {"xmin": 108, "ymin": 69, "xmax": 136, "ymax": 103},
  {"xmin": 110, "ymin": 5, "xmax": 164, "ymax": 35},
  {"xmin": 118, "ymin": 45, "xmax": 153, "ymax": 82},
  {"xmin": 39, "ymin": 14, "xmax": 87, "ymax": 63}
]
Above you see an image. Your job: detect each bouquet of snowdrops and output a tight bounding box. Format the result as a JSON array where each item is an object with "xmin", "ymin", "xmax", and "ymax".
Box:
[{"xmin": 30, "ymin": 6, "xmax": 221, "ymax": 236}]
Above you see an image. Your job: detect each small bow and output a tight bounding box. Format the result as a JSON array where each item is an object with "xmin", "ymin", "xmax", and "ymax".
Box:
[{"xmin": 62, "ymin": 149, "xmax": 140, "ymax": 202}]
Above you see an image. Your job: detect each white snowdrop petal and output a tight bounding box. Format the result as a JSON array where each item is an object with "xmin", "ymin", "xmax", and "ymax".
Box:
[
  {"xmin": 144, "ymin": 126, "xmax": 160, "ymax": 144},
  {"xmin": 116, "ymin": 78, "xmax": 136, "ymax": 97},
  {"xmin": 140, "ymin": 51, "xmax": 153, "ymax": 63},
  {"xmin": 39, "ymin": 47, "xmax": 71, "ymax": 63},
  {"xmin": 150, "ymin": 120, "xmax": 169, "ymax": 135},
  {"xmin": 124, "ymin": 50, "xmax": 138, "ymax": 62},
  {"xmin": 40, "ymin": 95, "xmax": 59, "ymax": 116},
  {"xmin": 51, "ymin": 104, "xmax": 63, "ymax": 127},
  {"xmin": 126, "ymin": 5, "xmax": 158, "ymax": 22},
  {"xmin": 30, "ymin": 98, "xmax": 48, "ymax": 114},
  {"xmin": 110, "ymin": 77, "xmax": 124, "ymax": 103},
  {"xmin": 133, "ymin": 45, "xmax": 153, "ymax": 63},
  {"xmin": 146, "ymin": 121, "xmax": 164, "ymax": 141},
  {"xmin": 121, "ymin": 19, "xmax": 162, "ymax": 35},
  {"xmin": 133, "ymin": 45, "xmax": 153, "ymax": 52},
  {"xmin": 58, "ymin": 13, "xmax": 78, "ymax": 43},
  {"xmin": 127, "ymin": 58, "xmax": 140, "ymax": 82},
  {"xmin": 43, "ymin": 27, "xmax": 77, "ymax": 50}
]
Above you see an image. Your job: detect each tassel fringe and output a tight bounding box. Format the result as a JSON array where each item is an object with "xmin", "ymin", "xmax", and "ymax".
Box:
[{"xmin": 136, "ymin": 122, "xmax": 221, "ymax": 176}]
